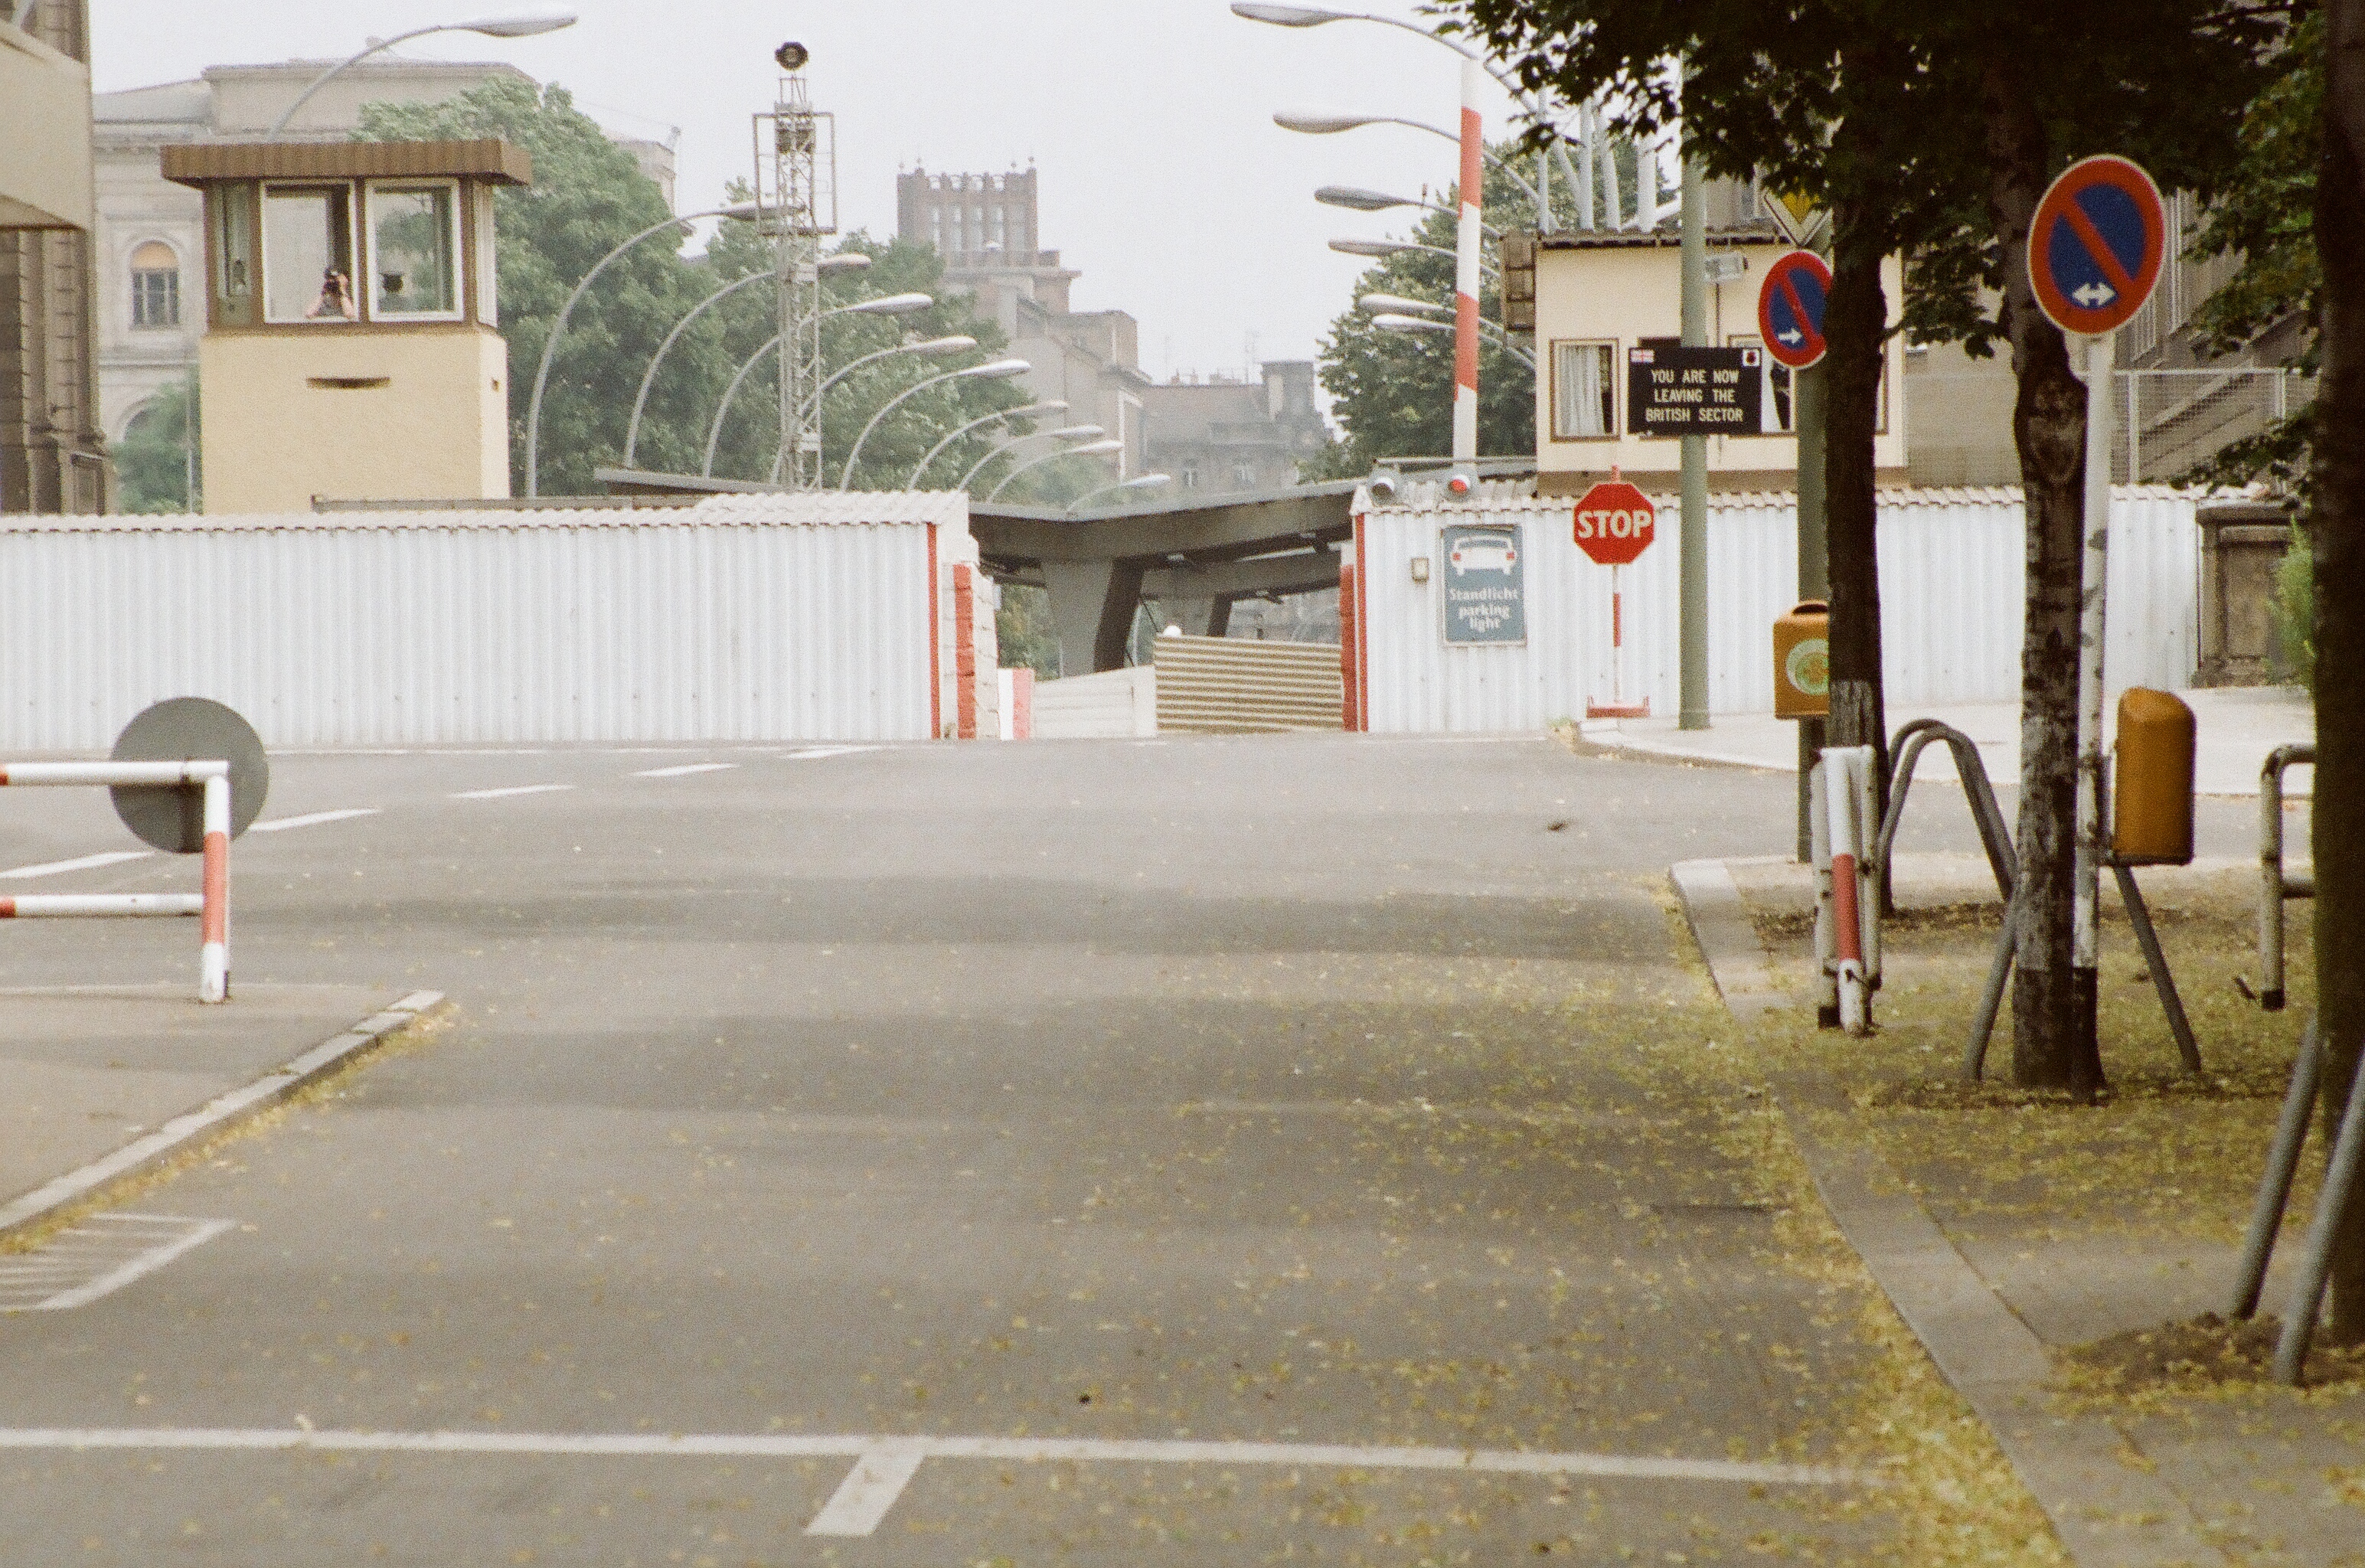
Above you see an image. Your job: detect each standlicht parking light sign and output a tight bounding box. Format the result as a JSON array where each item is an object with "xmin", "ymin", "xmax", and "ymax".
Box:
[{"xmin": 1441, "ymin": 523, "xmax": 1527, "ymax": 645}]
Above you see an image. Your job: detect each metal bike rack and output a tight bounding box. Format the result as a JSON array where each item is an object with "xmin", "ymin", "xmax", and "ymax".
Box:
[
  {"xmin": 2258, "ymin": 743, "xmax": 2314, "ymax": 1011},
  {"xmin": 1876, "ymin": 719, "xmax": 2018, "ymax": 900},
  {"xmin": 2228, "ymin": 1018, "xmax": 2365, "ymax": 1385},
  {"xmin": 1946, "ymin": 740, "xmax": 2200, "ymax": 1081}
]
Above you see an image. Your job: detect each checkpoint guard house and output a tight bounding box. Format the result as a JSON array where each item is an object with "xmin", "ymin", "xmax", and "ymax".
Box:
[
  {"xmin": 1512, "ymin": 181, "xmax": 1909, "ymax": 495},
  {"xmin": 161, "ymin": 139, "xmax": 530, "ymax": 512}
]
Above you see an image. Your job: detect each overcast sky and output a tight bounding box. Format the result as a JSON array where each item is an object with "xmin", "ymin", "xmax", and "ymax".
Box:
[{"xmin": 93, "ymin": 1, "xmax": 1537, "ymax": 384}]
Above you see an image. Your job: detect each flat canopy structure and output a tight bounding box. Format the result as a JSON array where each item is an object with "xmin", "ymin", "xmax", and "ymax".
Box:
[
  {"xmin": 162, "ymin": 138, "xmax": 534, "ymax": 188},
  {"xmin": 596, "ymin": 467, "xmax": 1360, "ymax": 673}
]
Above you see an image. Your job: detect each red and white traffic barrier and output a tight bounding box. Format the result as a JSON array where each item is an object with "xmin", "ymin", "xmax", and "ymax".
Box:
[
  {"xmin": 0, "ymin": 760, "xmax": 232, "ymax": 1002},
  {"xmin": 1811, "ymin": 746, "xmax": 1880, "ymax": 1034},
  {"xmin": 1452, "ymin": 57, "xmax": 1484, "ymax": 464}
]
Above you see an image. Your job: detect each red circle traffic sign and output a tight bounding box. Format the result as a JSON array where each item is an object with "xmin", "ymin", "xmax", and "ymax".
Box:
[
  {"xmin": 1757, "ymin": 250, "xmax": 1831, "ymax": 371},
  {"xmin": 1573, "ymin": 480, "xmax": 1656, "ymax": 567},
  {"xmin": 2028, "ymin": 155, "xmax": 2165, "ymax": 336}
]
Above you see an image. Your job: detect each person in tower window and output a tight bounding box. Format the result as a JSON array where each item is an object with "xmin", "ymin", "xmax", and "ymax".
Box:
[{"xmin": 306, "ymin": 270, "xmax": 357, "ymax": 321}]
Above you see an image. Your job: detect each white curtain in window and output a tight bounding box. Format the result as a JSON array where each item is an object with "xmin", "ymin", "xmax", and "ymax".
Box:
[{"xmin": 1554, "ymin": 342, "xmax": 1609, "ymax": 438}]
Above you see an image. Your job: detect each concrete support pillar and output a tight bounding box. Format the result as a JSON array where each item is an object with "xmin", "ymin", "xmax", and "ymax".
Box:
[
  {"xmin": 1164, "ymin": 596, "xmax": 1232, "ymax": 638},
  {"xmin": 1042, "ymin": 558, "xmax": 1147, "ymax": 675}
]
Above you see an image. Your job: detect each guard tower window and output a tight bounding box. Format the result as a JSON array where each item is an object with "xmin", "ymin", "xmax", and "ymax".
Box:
[
  {"xmin": 1550, "ymin": 340, "xmax": 1616, "ymax": 439},
  {"xmin": 214, "ymin": 184, "xmax": 254, "ymax": 306},
  {"xmin": 367, "ymin": 181, "xmax": 461, "ymax": 320},
  {"xmin": 263, "ymin": 185, "xmax": 357, "ymax": 323},
  {"xmin": 129, "ymin": 241, "xmax": 181, "ymax": 329}
]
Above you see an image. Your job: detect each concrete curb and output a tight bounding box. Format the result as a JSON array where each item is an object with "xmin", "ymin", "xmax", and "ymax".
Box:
[
  {"xmin": 0, "ymin": 990, "xmax": 444, "ymax": 1244},
  {"xmin": 1668, "ymin": 864, "xmax": 2228, "ymax": 1568},
  {"xmin": 1580, "ymin": 719, "xmax": 1782, "ymax": 772}
]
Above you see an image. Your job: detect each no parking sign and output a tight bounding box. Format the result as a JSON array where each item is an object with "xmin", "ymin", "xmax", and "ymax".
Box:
[{"xmin": 2029, "ymin": 155, "xmax": 2166, "ymax": 336}]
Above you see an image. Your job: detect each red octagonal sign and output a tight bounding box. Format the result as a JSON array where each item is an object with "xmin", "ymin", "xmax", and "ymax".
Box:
[{"xmin": 1573, "ymin": 480, "xmax": 1656, "ymax": 567}]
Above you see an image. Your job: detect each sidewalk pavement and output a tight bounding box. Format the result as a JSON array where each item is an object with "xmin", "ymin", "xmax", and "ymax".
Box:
[
  {"xmin": 0, "ymin": 985, "xmax": 436, "ymax": 1241},
  {"xmin": 1592, "ymin": 685, "xmax": 2314, "ymax": 796},
  {"xmin": 1677, "ymin": 851, "xmax": 2365, "ymax": 1567}
]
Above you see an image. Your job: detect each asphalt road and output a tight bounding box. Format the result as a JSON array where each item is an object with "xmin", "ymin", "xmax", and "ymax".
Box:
[{"xmin": 0, "ymin": 734, "xmax": 2018, "ymax": 1564}]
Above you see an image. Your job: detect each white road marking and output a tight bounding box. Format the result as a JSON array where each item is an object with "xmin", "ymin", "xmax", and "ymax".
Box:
[
  {"xmin": 0, "ymin": 1426, "xmax": 1877, "ymax": 1542},
  {"xmin": 0, "ymin": 1216, "xmax": 234, "ymax": 1312},
  {"xmin": 630, "ymin": 763, "xmax": 737, "ymax": 779},
  {"xmin": 784, "ymin": 746, "xmax": 880, "ymax": 760},
  {"xmin": 246, "ymin": 808, "xmax": 381, "ymax": 834},
  {"xmin": 805, "ymin": 1446, "xmax": 928, "ymax": 1536},
  {"xmin": 450, "ymin": 785, "xmax": 577, "ymax": 801},
  {"xmin": 1, "ymin": 851, "xmax": 151, "ymax": 880}
]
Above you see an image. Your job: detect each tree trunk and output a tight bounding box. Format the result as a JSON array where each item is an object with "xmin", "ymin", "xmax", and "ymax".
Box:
[
  {"xmin": 1980, "ymin": 58, "xmax": 2104, "ymax": 1096},
  {"xmin": 2312, "ymin": 0, "xmax": 2365, "ymax": 1345},
  {"xmin": 1822, "ymin": 198, "xmax": 1890, "ymax": 841}
]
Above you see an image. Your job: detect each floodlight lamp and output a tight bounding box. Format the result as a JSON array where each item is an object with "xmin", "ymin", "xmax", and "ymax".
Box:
[
  {"xmin": 961, "ymin": 358, "xmax": 1031, "ymax": 381},
  {"xmin": 906, "ymin": 336, "xmax": 977, "ymax": 358},
  {"xmin": 818, "ymin": 253, "xmax": 873, "ymax": 274},
  {"xmin": 775, "ymin": 41, "xmax": 810, "ymax": 71},
  {"xmin": 1370, "ymin": 312, "xmax": 1452, "ymax": 333},
  {"xmin": 1047, "ymin": 425, "xmax": 1106, "ymax": 441},
  {"xmin": 843, "ymin": 292, "xmax": 933, "ymax": 316},
  {"xmin": 1331, "ymin": 237, "xmax": 1411, "ymax": 259}
]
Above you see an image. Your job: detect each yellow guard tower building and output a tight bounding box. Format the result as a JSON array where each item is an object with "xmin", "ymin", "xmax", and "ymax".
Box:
[{"xmin": 161, "ymin": 139, "xmax": 531, "ymax": 511}]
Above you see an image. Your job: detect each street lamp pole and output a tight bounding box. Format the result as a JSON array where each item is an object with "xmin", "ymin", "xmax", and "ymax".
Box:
[
  {"xmin": 265, "ymin": 8, "xmax": 577, "ymax": 139},
  {"xmin": 905, "ymin": 401, "xmax": 1067, "ymax": 489},
  {"xmin": 1063, "ymin": 474, "xmax": 1173, "ymax": 514},
  {"xmin": 524, "ymin": 200, "xmax": 759, "ymax": 496},
  {"xmin": 953, "ymin": 426, "xmax": 1102, "ymax": 493},
  {"xmin": 839, "ymin": 359, "xmax": 1029, "ymax": 488},
  {"xmin": 704, "ymin": 331, "xmax": 972, "ymax": 480},
  {"xmin": 1452, "ymin": 57, "xmax": 1482, "ymax": 463},
  {"xmin": 985, "ymin": 439, "xmax": 1125, "ymax": 502}
]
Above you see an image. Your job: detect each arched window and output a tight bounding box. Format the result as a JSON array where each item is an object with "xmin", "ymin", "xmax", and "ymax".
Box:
[{"xmin": 129, "ymin": 240, "xmax": 181, "ymax": 330}]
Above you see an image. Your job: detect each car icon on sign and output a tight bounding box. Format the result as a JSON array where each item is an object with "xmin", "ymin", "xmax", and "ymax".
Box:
[{"xmin": 1450, "ymin": 534, "xmax": 1517, "ymax": 574}]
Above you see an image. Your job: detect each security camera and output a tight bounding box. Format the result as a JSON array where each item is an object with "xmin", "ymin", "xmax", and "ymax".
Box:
[
  {"xmin": 775, "ymin": 41, "xmax": 810, "ymax": 71},
  {"xmin": 1365, "ymin": 467, "xmax": 1400, "ymax": 505}
]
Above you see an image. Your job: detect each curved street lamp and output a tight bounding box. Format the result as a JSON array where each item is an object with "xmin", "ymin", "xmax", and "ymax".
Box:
[
  {"xmin": 903, "ymin": 400, "xmax": 1067, "ymax": 490},
  {"xmin": 1318, "ymin": 185, "xmax": 1503, "ymax": 238},
  {"xmin": 620, "ymin": 253, "xmax": 874, "ymax": 468},
  {"xmin": 524, "ymin": 198, "xmax": 761, "ymax": 496},
  {"xmin": 985, "ymin": 439, "xmax": 1125, "ymax": 502},
  {"xmin": 954, "ymin": 425, "xmax": 1105, "ymax": 493},
  {"xmin": 1232, "ymin": 2, "xmax": 1583, "ymax": 201},
  {"xmin": 704, "ymin": 331, "xmax": 972, "ymax": 480},
  {"xmin": 1367, "ymin": 310, "xmax": 1535, "ymax": 370},
  {"xmin": 839, "ymin": 360, "xmax": 1031, "ymax": 488},
  {"xmin": 1277, "ymin": 110, "xmax": 1546, "ymax": 213},
  {"xmin": 1331, "ymin": 236, "xmax": 1498, "ymax": 276},
  {"xmin": 1064, "ymin": 474, "xmax": 1174, "ymax": 514},
  {"xmin": 267, "ymin": 8, "xmax": 578, "ymax": 139}
]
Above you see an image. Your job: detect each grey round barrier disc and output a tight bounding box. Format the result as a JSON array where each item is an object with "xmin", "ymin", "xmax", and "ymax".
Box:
[{"xmin": 109, "ymin": 698, "xmax": 269, "ymax": 854}]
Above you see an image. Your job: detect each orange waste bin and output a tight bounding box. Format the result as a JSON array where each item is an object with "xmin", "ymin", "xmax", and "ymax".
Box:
[
  {"xmin": 2112, "ymin": 688, "xmax": 2196, "ymax": 866},
  {"xmin": 1773, "ymin": 601, "xmax": 1830, "ymax": 719}
]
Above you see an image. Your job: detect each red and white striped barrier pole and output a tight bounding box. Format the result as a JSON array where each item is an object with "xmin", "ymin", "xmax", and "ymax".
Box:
[
  {"xmin": 0, "ymin": 760, "xmax": 232, "ymax": 1002},
  {"xmin": 1815, "ymin": 746, "xmax": 1879, "ymax": 1034},
  {"xmin": 1452, "ymin": 57, "xmax": 1483, "ymax": 465}
]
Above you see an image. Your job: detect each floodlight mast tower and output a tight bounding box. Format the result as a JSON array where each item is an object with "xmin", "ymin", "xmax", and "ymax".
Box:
[{"xmin": 756, "ymin": 44, "xmax": 836, "ymax": 490}]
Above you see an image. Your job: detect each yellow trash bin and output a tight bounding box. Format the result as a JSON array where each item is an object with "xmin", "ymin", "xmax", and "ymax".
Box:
[
  {"xmin": 1774, "ymin": 601, "xmax": 1830, "ymax": 719},
  {"xmin": 2112, "ymin": 688, "xmax": 2196, "ymax": 867}
]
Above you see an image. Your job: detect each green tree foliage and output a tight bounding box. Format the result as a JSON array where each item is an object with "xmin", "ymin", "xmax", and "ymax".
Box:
[
  {"xmin": 114, "ymin": 374, "xmax": 199, "ymax": 514},
  {"xmin": 1314, "ymin": 143, "xmax": 1556, "ymax": 474},
  {"xmin": 1450, "ymin": 0, "xmax": 2277, "ymax": 1095},
  {"xmin": 2184, "ymin": 11, "xmax": 2325, "ymax": 494}
]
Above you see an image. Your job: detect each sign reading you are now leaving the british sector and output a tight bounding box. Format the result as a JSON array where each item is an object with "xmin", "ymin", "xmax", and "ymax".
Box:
[{"xmin": 1627, "ymin": 345, "xmax": 1762, "ymax": 436}]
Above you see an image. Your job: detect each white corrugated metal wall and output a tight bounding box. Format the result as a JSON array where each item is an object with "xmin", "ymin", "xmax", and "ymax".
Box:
[
  {"xmin": 0, "ymin": 495, "xmax": 968, "ymax": 750},
  {"xmin": 1359, "ymin": 482, "xmax": 2200, "ymax": 733}
]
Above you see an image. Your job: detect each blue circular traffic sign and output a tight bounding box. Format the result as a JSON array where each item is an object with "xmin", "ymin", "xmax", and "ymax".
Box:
[
  {"xmin": 1757, "ymin": 250, "xmax": 1831, "ymax": 370},
  {"xmin": 2029, "ymin": 155, "xmax": 2165, "ymax": 336}
]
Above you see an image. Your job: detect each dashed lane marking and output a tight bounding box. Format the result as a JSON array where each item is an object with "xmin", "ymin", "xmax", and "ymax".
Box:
[
  {"xmin": 1, "ymin": 851, "xmax": 152, "ymax": 880},
  {"xmin": 0, "ymin": 1216, "xmax": 235, "ymax": 1312},
  {"xmin": 0, "ymin": 1426, "xmax": 1878, "ymax": 1537},
  {"xmin": 450, "ymin": 785, "xmax": 577, "ymax": 801},
  {"xmin": 247, "ymin": 808, "xmax": 381, "ymax": 834},
  {"xmin": 630, "ymin": 763, "xmax": 737, "ymax": 779}
]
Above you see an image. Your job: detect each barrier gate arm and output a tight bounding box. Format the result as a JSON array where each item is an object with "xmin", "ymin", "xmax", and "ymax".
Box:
[{"xmin": 0, "ymin": 760, "xmax": 232, "ymax": 1002}]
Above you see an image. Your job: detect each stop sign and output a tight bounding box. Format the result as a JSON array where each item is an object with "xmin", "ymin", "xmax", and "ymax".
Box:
[{"xmin": 1573, "ymin": 481, "xmax": 1656, "ymax": 567}]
